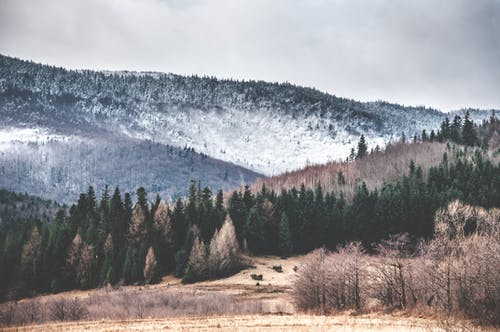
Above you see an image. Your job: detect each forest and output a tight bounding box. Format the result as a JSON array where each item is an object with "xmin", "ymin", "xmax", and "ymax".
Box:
[{"xmin": 0, "ymin": 113, "xmax": 498, "ymax": 326}]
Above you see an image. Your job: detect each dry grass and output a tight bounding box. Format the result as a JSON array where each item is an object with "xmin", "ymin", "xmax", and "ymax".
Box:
[
  {"xmin": 4, "ymin": 313, "xmax": 491, "ymax": 332},
  {"xmin": 1, "ymin": 255, "xmax": 495, "ymax": 331}
]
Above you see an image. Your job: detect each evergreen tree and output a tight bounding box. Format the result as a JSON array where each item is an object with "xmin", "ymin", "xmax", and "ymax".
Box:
[
  {"xmin": 430, "ymin": 130, "xmax": 436, "ymax": 142},
  {"xmin": 18, "ymin": 226, "xmax": 42, "ymax": 296},
  {"xmin": 278, "ymin": 212, "xmax": 292, "ymax": 258},
  {"xmin": 228, "ymin": 190, "xmax": 247, "ymax": 245},
  {"xmin": 153, "ymin": 201, "xmax": 174, "ymax": 273},
  {"xmin": 171, "ymin": 198, "xmax": 187, "ymax": 252},
  {"xmin": 99, "ymin": 234, "xmax": 113, "ymax": 285},
  {"xmin": 462, "ymin": 111, "xmax": 477, "ymax": 146},
  {"xmin": 356, "ymin": 135, "xmax": 368, "ymax": 159},
  {"xmin": 245, "ymin": 205, "xmax": 263, "ymax": 255}
]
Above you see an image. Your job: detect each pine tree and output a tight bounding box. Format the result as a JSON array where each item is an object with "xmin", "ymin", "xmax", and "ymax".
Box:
[
  {"xmin": 260, "ymin": 199, "xmax": 276, "ymax": 253},
  {"xmin": 99, "ymin": 233, "xmax": 113, "ymax": 285},
  {"xmin": 214, "ymin": 189, "xmax": 226, "ymax": 229},
  {"xmin": 430, "ymin": 130, "xmax": 436, "ymax": 142},
  {"xmin": 356, "ymin": 135, "xmax": 368, "ymax": 159},
  {"xmin": 278, "ymin": 212, "xmax": 292, "ymax": 258},
  {"xmin": 245, "ymin": 205, "xmax": 263, "ymax": 255},
  {"xmin": 462, "ymin": 111, "xmax": 477, "ymax": 146},
  {"xmin": 19, "ymin": 226, "xmax": 42, "ymax": 295},
  {"xmin": 450, "ymin": 115, "xmax": 462, "ymax": 143},
  {"xmin": 153, "ymin": 201, "xmax": 174, "ymax": 273},
  {"xmin": 228, "ymin": 190, "xmax": 247, "ymax": 245}
]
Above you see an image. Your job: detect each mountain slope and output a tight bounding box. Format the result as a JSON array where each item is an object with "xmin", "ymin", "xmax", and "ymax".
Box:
[
  {"xmin": 0, "ymin": 127, "xmax": 261, "ymax": 203},
  {"xmin": 1, "ymin": 54, "xmax": 494, "ymax": 176}
]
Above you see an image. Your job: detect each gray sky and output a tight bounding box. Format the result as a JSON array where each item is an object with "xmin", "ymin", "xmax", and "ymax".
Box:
[{"xmin": 1, "ymin": 0, "xmax": 499, "ymax": 111}]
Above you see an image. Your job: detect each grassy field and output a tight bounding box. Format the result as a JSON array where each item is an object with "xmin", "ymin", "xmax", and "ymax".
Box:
[
  {"xmin": 0, "ymin": 256, "xmax": 490, "ymax": 331},
  {"xmin": 5, "ymin": 313, "xmax": 485, "ymax": 332}
]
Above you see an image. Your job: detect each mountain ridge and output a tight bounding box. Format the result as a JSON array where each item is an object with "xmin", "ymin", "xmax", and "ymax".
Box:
[{"xmin": 0, "ymin": 54, "xmax": 496, "ymax": 202}]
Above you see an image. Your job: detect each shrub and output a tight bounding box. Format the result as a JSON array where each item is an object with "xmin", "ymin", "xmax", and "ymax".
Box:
[
  {"xmin": 251, "ymin": 274, "xmax": 263, "ymax": 281},
  {"xmin": 272, "ymin": 265, "xmax": 283, "ymax": 273}
]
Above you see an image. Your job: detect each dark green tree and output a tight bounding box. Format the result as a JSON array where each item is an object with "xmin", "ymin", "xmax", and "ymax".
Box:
[{"xmin": 278, "ymin": 212, "xmax": 292, "ymax": 258}]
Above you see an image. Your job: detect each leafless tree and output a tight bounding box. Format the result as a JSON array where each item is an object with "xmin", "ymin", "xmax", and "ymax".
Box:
[
  {"xmin": 294, "ymin": 243, "xmax": 368, "ymax": 313},
  {"xmin": 153, "ymin": 201, "xmax": 172, "ymax": 244},
  {"xmin": 143, "ymin": 246, "xmax": 158, "ymax": 284},
  {"xmin": 184, "ymin": 236, "xmax": 208, "ymax": 282},
  {"xmin": 128, "ymin": 204, "xmax": 147, "ymax": 245},
  {"xmin": 208, "ymin": 216, "xmax": 244, "ymax": 278},
  {"xmin": 371, "ymin": 234, "xmax": 412, "ymax": 310}
]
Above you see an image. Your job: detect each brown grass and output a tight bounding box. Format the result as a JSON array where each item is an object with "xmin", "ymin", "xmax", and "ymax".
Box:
[
  {"xmin": 4, "ymin": 313, "xmax": 492, "ymax": 332},
  {"xmin": 1, "ymin": 255, "xmax": 494, "ymax": 331}
]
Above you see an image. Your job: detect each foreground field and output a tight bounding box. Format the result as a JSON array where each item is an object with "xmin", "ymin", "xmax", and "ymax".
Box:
[
  {"xmin": 0, "ymin": 256, "xmax": 491, "ymax": 331},
  {"xmin": 5, "ymin": 313, "xmax": 486, "ymax": 332}
]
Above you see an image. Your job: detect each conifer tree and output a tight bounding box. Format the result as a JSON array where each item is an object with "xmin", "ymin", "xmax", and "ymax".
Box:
[
  {"xmin": 153, "ymin": 201, "xmax": 174, "ymax": 273},
  {"xmin": 99, "ymin": 233, "xmax": 113, "ymax": 285},
  {"xmin": 214, "ymin": 189, "xmax": 226, "ymax": 228},
  {"xmin": 245, "ymin": 205, "xmax": 263, "ymax": 255},
  {"xmin": 278, "ymin": 212, "xmax": 292, "ymax": 258},
  {"xmin": 19, "ymin": 226, "xmax": 42, "ymax": 295},
  {"xmin": 462, "ymin": 111, "xmax": 477, "ymax": 146},
  {"xmin": 356, "ymin": 135, "xmax": 368, "ymax": 159},
  {"xmin": 228, "ymin": 191, "xmax": 247, "ymax": 245}
]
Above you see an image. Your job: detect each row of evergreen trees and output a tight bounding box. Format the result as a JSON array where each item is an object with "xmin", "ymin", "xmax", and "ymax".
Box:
[
  {"xmin": 418, "ymin": 110, "xmax": 493, "ymax": 147},
  {"xmin": 1, "ymin": 144, "xmax": 498, "ymax": 300}
]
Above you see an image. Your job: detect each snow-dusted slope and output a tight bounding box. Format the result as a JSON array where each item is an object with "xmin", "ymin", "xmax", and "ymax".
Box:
[
  {"xmin": 120, "ymin": 108, "xmax": 387, "ymax": 174},
  {"xmin": 0, "ymin": 54, "xmax": 495, "ymax": 177},
  {"xmin": 0, "ymin": 126, "xmax": 261, "ymax": 203}
]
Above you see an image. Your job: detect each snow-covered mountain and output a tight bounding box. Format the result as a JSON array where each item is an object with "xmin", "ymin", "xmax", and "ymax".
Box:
[{"xmin": 0, "ymin": 54, "xmax": 495, "ymax": 201}]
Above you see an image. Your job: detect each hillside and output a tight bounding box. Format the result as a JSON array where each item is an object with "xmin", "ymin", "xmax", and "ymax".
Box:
[
  {"xmin": 251, "ymin": 142, "xmax": 450, "ymax": 200},
  {"xmin": 0, "ymin": 188, "xmax": 61, "ymax": 226},
  {"xmin": 0, "ymin": 128, "xmax": 261, "ymax": 203},
  {"xmin": 0, "ymin": 54, "xmax": 494, "ymax": 177}
]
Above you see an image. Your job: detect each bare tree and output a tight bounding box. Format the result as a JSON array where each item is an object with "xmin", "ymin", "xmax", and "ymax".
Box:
[
  {"xmin": 371, "ymin": 234, "xmax": 412, "ymax": 310},
  {"xmin": 143, "ymin": 246, "xmax": 158, "ymax": 284},
  {"xmin": 419, "ymin": 201, "xmax": 500, "ymax": 324},
  {"xmin": 183, "ymin": 236, "xmax": 208, "ymax": 283},
  {"xmin": 208, "ymin": 216, "xmax": 244, "ymax": 278},
  {"xmin": 153, "ymin": 201, "xmax": 172, "ymax": 244},
  {"xmin": 128, "ymin": 204, "xmax": 147, "ymax": 245},
  {"xmin": 294, "ymin": 243, "xmax": 369, "ymax": 313}
]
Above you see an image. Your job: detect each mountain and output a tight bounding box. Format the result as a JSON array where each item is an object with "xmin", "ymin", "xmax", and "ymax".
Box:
[{"xmin": 0, "ymin": 54, "xmax": 495, "ymax": 201}]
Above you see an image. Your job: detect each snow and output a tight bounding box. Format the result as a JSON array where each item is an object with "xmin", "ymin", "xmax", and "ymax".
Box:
[
  {"xmin": 116, "ymin": 108, "xmax": 390, "ymax": 175},
  {"xmin": 0, "ymin": 127, "xmax": 76, "ymax": 151}
]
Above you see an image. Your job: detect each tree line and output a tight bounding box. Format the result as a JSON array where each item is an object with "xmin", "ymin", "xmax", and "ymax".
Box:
[{"xmin": 0, "ymin": 143, "xmax": 499, "ymax": 300}]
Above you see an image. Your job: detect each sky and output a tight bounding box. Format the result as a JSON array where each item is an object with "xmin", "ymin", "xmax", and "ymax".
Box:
[{"xmin": 1, "ymin": 0, "xmax": 499, "ymax": 111}]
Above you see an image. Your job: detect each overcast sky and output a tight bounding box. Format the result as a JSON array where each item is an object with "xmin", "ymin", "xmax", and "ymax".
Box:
[{"xmin": 1, "ymin": 0, "xmax": 499, "ymax": 111}]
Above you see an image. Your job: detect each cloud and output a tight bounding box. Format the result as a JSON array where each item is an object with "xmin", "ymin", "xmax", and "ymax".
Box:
[{"xmin": 0, "ymin": 0, "xmax": 499, "ymax": 111}]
